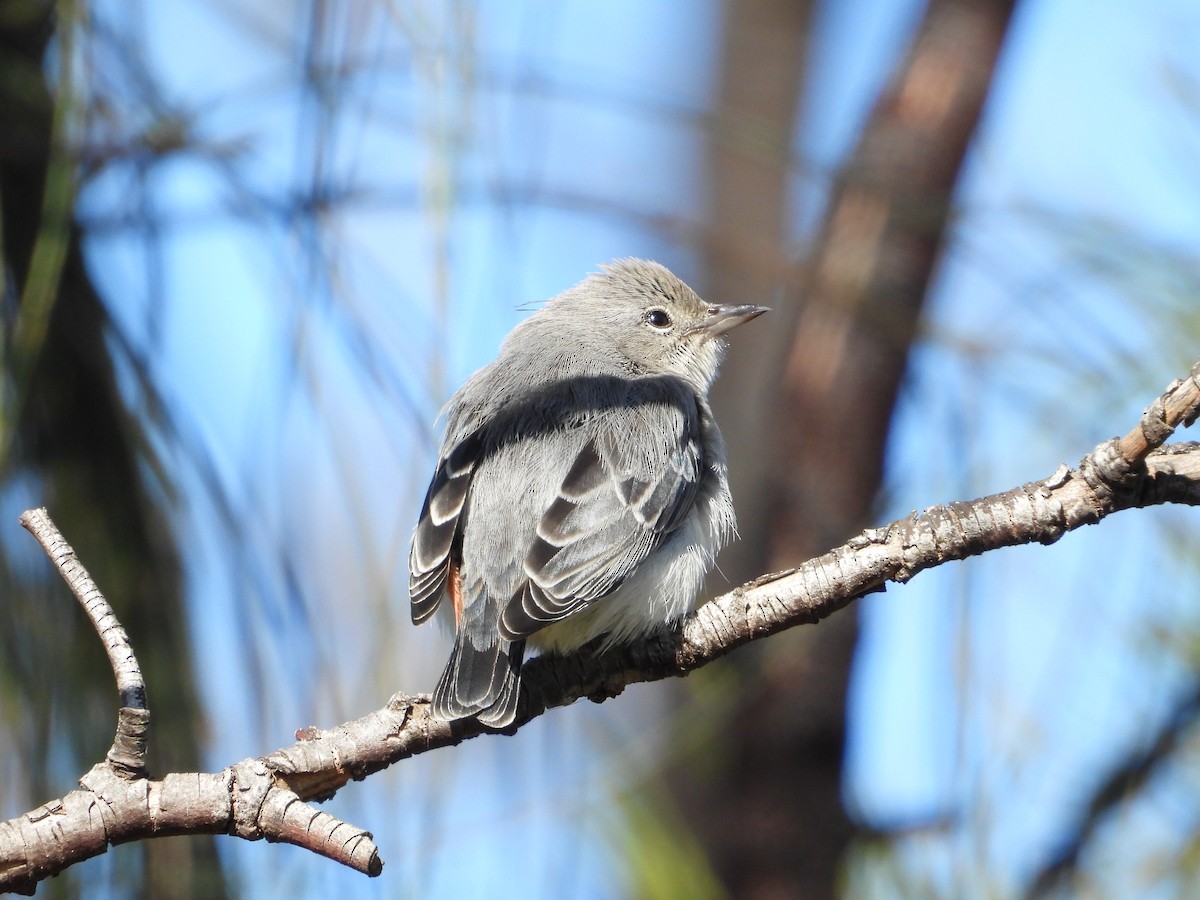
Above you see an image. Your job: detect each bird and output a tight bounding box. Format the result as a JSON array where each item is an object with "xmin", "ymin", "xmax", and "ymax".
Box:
[{"xmin": 409, "ymin": 259, "xmax": 767, "ymax": 728}]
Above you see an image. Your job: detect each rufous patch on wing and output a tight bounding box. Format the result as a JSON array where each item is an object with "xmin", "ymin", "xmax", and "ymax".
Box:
[{"xmin": 449, "ymin": 560, "xmax": 465, "ymax": 628}]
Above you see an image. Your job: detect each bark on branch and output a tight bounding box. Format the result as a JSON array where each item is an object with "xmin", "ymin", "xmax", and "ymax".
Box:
[
  {"xmin": 2, "ymin": 361, "xmax": 1199, "ymax": 893},
  {"xmin": 0, "ymin": 513, "xmax": 382, "ymax": 895}
]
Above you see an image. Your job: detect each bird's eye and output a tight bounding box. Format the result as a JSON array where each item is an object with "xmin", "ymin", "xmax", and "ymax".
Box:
[{"xmin": 645, "ymin": 308, "xmax": 672, "ymax": 330}]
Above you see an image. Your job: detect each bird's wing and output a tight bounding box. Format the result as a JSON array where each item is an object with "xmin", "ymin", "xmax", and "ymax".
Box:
[
  {"xmin": 409, "ymin": 430, "xmax": 482, "ymax": 625},
  {"xmin": 500, "ymin": 379, "xmax": 703, "ymax": 639}
]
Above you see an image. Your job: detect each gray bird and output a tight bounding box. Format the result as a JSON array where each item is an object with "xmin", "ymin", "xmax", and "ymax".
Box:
[{"xmin": 410, "ymin": 259, "xmax": 766, "ymax": 728}]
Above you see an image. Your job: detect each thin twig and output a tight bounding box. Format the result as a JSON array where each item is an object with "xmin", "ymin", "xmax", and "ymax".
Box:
[
  {"xmin": 19, "ymin": 507, "xmax": 146, "ymax": 712},
  {"xmin": 19, "ymin": 507, "xmax": 151, "ymax": 775},
  {"xmin": 1117, "ymin": 360, "xmax": 1200, "ymax": 461}
]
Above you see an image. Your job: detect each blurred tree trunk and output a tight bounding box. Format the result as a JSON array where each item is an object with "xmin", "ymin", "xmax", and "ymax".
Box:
[
  {"xmin": 0, "ymin": 4, "xmax": 227, "ymax": 898},
  {"xmin": 685, "ymin": 0, "xmax": 1018, "ymax": 897}
]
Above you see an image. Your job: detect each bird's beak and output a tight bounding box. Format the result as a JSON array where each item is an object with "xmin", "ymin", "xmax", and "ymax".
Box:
[{"xmin": 695, "ymin": 303, "xmax": 770, "ymax": 338}]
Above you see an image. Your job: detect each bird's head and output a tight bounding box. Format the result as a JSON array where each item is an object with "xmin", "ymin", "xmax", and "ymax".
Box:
[{"xmin": 555, "ymin": 259, "xmax": 768, "ymax": 391}]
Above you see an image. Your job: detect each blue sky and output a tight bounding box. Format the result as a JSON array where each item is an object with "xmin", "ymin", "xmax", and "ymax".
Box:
[{"xmin": 74, "ymin": 0, "xmax": 1200, "ymax": 896}]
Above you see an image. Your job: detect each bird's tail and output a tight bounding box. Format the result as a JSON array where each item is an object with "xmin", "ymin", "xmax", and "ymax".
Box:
[{"xmin": 432, "ymin": 635, "xmax": 526, "ymax": 729}]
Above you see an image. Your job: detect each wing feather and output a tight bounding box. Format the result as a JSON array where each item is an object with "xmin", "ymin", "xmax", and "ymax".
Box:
[
  {"xmin": 500, "ymin": 381, "xmax": 703, "ymax": 639},
  {"xmin": 409, "ymin": 431, "xmax": 482, "ymax": 624}
]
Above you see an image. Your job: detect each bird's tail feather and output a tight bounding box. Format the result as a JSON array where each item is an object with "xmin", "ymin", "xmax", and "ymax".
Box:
[{"xmin": 432, "ymin": 636, "xmax": 526, "ymax": 728}]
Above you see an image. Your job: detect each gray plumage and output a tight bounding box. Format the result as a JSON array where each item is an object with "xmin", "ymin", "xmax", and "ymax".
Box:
[{"xmin": 410, "ymin": 259, "xmax": 766, "ymax": 728}]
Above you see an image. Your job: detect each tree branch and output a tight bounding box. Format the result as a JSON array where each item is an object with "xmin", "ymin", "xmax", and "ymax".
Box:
[
  {"xmin": 2, "ymin": 361, "xmax": 1199, "ymax": 893},
  {"xmin": 0, "ymin": 513, "xmax": 382, "ymax": 895}
]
